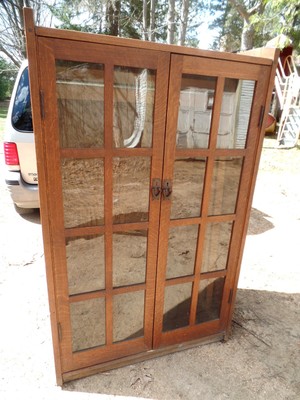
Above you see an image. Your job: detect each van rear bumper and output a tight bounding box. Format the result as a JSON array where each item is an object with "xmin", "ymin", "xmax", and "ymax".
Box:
[{"xmin": 5, "ymin": 171, "xmax": 40, "ymax": 208}]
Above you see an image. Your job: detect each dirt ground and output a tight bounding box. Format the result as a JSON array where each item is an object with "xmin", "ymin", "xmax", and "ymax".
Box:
[{"xmin": 0, "ymin": 135, "xmax": 300, "ymax": 400}]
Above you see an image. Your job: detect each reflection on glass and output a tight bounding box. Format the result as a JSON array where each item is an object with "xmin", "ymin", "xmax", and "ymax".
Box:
[
  {"xmin": 56, "ymin": 60, "xmax": 104, "ymax": 148},
  {"xmin": 196, "ymin": 278, "xmax": 224, "ymax": 324},
  {"xmin": 201, "ymin": 222, "xmax": 233, "ymax": 273},
  {"xmin": 113, "ymin": 230, "xmax": 147, "ymax": 287},
  {"xmin": 217, "ymin": 79, "xmax": 255, "ymax": 149},
  {"xmin": 113, "ymin": 157, "xmax": 150, "ymax": 224},
  {"xmin": 208, "ymin": 157, "xmax": 243, "ymax": 216},
  {"xmin": 177, "ymin": 74, "xmax": 217, "ymax": 149},
  {"xmin": 66, "ymin": 235, "xmax": 105, "ymax": 295},
  {"xmin": 113, "ymin": 67, "xmax": 155, "ymax": 148},
  {"xmin": 70, "ymin": 298, "xmax": 105, "ymax": 352},
  {"xmin": 12, "ymin": 67, "xmax": 32, "ymax": 132},
  {"xmin": 113, "ymin": 291, "xmax": 144, "ymax": 342},
  {"xmin": 61, "ymin": 158, "xmax": 104, "ymax": 228},
  {"xmin": 163, "ymin": 283, "xmax": 192, "ymax": 331},
  {"xmin": 166, "ymin": 225, "xmax": 198, "ymax": 279},
  {"xmin": 171, "ymin": 157, "xmax": 206, "ymax": 219}
]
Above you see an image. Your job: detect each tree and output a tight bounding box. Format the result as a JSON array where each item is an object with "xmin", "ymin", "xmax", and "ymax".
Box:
[
  {"xmin": 227, "ymin": 0, "xmax": 265, "ymax": 51},
  {"xmin": 178, "ymin": 0, "xmax": 189, "ymax": 46},
  {"xmin": 0, "ymin": 0, "xmax": 53, "ymax": 67},
  {"xmin": 0, "ymin": 57, "xmax": 17, "ymax": 100},
  {"xmin": 211, "ymin": 0, "xmax": 300, "ymax": 53}
]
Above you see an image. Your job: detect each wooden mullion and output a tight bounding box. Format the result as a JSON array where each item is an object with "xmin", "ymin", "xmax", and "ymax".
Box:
[
  {"xmin": 69, "ymin": 283, "xmax": 147, "ymax": 304},
  {"xmin": 169, "ymin": 217, "xmax": 202, "ymax": 227},
  {"xmin": 112, "ymin": 222, "xmax": 149, "ymax": 232},
  {"xmin": 164, "ymin": 274, "xmax": 195, "ymax": 287},
  {"xmin": 69, "ymin": 290, "xmax": 106, "ymax": 303},
  {"xmin": 104, "ymin": 62, "xmax": 114, "ymax": 346},
  {"xmin": 65, "ymin": 226, "xmax": 105, "ymax": 238},
  {"xmin": 60, "ymin": 148, "xmax": 106, "ymax": 159},
  {"xmin": 208, "ymin": 77, "xmax": 225, "ymax": 150},
  {"xmin": 174, "ymin": 148, "xmax": 247, "ymax": 158},
  {"xmin": 200, "ymin": 269, "xmax": 227, "ymax": 280},
  {"xmin": 112, "ymin": 148, "xmax": 153, "ymax": 157},
  {"xmin": 169, "ymin": 214, "xmax": 235, "ymax": 228},
  {"xmin": 206, "ymin": 214, "xmax": 236, "ymax": 223}
]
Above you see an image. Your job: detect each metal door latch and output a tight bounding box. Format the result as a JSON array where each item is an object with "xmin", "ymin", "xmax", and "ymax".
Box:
[
  {"xmin": 151, "ymin": 178, "xmax": 161, "ymax": 200},
  {"xmin": 162, "ymin": 179, "xmax": 172, "ymax": 200}
]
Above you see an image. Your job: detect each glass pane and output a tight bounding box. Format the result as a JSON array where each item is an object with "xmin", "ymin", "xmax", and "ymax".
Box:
[
  {"xmin": 208, "ymin": 157, "xmax": 243, "ymax": 216},
  {"xmin": 70, "ymin": 298, "xmax": 105, "ymax": 352},
  {"xmin": 177, "ymin": 74, "xmax": 217, "ymax": 149},
  {"xmin": 113, "ymin": 230, "xmax": 147, "ymax": 287},
  {"xmin": 113, "ymin": 67, "xmax": 155, "ymax": 148},
  {"xmin": 163, "ymin": 283, "xmax": 192, "ymax": 331},
  {"xmin": 61, "ymin": 158, "xmax": 104, "ymax": 228},
  {"xmin": 196, "ymin": 278, "xmax": 224, "ymax": 324},
  {"xmin": 217, "ymin": 79, "xmax": 255, "ymax": 149},
  {"xmin": 201, "ymin": 222, "xmax": 233, "ymax": 273},
  {"xmin": 66, "ymin": 235, "xmax": 105, "ymax": 295},
  {"xmin": 171, "ymin": 157, "xmax": 206, "ymax": 219},
  {"xmin": 56, "ymin": 61, "xmax": 104, "ymax": 148},
  {"xmin": 166, "ymin": 225, "xmax": 198, "ymax": 279},
  {"xmin": 113, "ymin": 157, "xmax": 150, "ymax": 224},
  {"xmin": 113, "ymin": 291, "xmax": 144, "ymax": 342},
  {"xmin": 12, "ymin": 67, "xmax": 33, "ymax": 132}
]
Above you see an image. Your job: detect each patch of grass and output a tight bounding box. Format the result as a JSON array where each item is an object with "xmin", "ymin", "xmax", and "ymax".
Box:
[{"xmin": 0, "ymin": 101, "xmax": 9, "ymax": 142}]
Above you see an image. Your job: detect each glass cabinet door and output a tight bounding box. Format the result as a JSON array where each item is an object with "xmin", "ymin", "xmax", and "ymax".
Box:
[
  {"xmin": 153, "ymin": 54, "xmax": 268, "ymax": 348},
  {"xmin": 38, "ymin": 37, "xmax": 169, "ymax": 372}
]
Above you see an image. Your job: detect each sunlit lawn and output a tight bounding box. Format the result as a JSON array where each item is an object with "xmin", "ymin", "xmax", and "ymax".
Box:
[{"xmin": 0, "ymin": 101, "xmax": 9, "ymax": 142}]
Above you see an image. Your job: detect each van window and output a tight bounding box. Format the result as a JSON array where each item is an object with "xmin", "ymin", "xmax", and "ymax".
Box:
[{"xmin": 12, "ymin": 67, "xmax": 33, "ymax": 132}]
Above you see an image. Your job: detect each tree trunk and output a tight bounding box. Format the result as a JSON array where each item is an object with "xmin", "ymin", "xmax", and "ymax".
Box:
[
  {"xmin": 179, "ymin": 0, "xmax": 189, "ymax": 46},
  {"xmin": 106, "ymin": 0, "xmax": 120, "ymax": 36},
  {"xmin": 143, "ymin": 0, "xmax": 149, "ymax": 40},
  {"xmin": 149, "ymin": 0, "xmax": 155, "ymax": 41},
  {"xmin": 241, "ymin": 20, "xmax": 254, "ymax": 51},
  {"xmin": 167, "ymin": 0, "xmax": 176, "ymax": 44}
]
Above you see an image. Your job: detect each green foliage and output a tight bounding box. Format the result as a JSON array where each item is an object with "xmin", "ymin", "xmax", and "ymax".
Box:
[
  {"xmin": 210, "ymin": 0, "xmax": 243, "ymax": 51},
  {"xmin": 0, "ymin": 58, "xmax": 17, "ymax": 101},
  {"xmin": 210, "ymin": 0, "xmax": 300, "ymax": 52},
  {"xmin": 48, "ymin": 0, "xmax": 205, "ymax": 46}
]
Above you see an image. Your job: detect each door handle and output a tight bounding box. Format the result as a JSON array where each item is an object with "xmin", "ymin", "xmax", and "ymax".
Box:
[
  {"xmin": 151, "ymin": 178, "xmax": 161, "ymax": 200},
  {"xmin": 162, "ymin": 179, "xmax": 172, "ymax": 200}
]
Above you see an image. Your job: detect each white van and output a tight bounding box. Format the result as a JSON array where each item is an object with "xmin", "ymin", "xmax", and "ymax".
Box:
[{"xmin": 3, "ymin": 60, "xmax": 39, "ymax": 213}]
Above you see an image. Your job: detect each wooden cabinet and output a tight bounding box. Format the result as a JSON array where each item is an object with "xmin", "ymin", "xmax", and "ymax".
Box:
[{"xmin": 24, "ymin": 8, "xmax": 278, "ymax": 385}]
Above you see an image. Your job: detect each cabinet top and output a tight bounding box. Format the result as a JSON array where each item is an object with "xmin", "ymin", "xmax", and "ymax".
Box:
[{"xmin": 24, "ymin": 8, "xmax": 278, "ymax": 68}]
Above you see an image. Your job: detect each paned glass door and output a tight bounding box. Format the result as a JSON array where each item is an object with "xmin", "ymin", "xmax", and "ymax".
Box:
[
  {"xmin": 153, "ymin": 54, "xmax": 269, "ymax": 348},
  {"xmin": 38, "ymin": 38, "xmax": 169, "ymax": 372}
]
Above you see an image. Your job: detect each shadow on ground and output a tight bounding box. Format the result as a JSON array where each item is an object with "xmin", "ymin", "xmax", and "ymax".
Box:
[
  {"xmin": 63, "ymin": 289, "xmax": 300, "ymax": 400},
  {"xmin": 247, "ymin": 208, "xmax": 274, "ymax": 235}
]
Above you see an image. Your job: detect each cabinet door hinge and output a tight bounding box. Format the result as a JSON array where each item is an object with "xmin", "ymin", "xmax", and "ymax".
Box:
[
  {"xmin": 258, "ymin": 105, "xmax": 265, "ymax": 128},
  {"xmin": 57, "ymin": 322, "xmax": 62, "ymax": 342},
  {"xmin": 228, "ymin": 289, "xmax": 233, "ymax": 304},
  {"xmin": 40, "ymin": 90, "xmax": 45, "ymax": 119}
]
